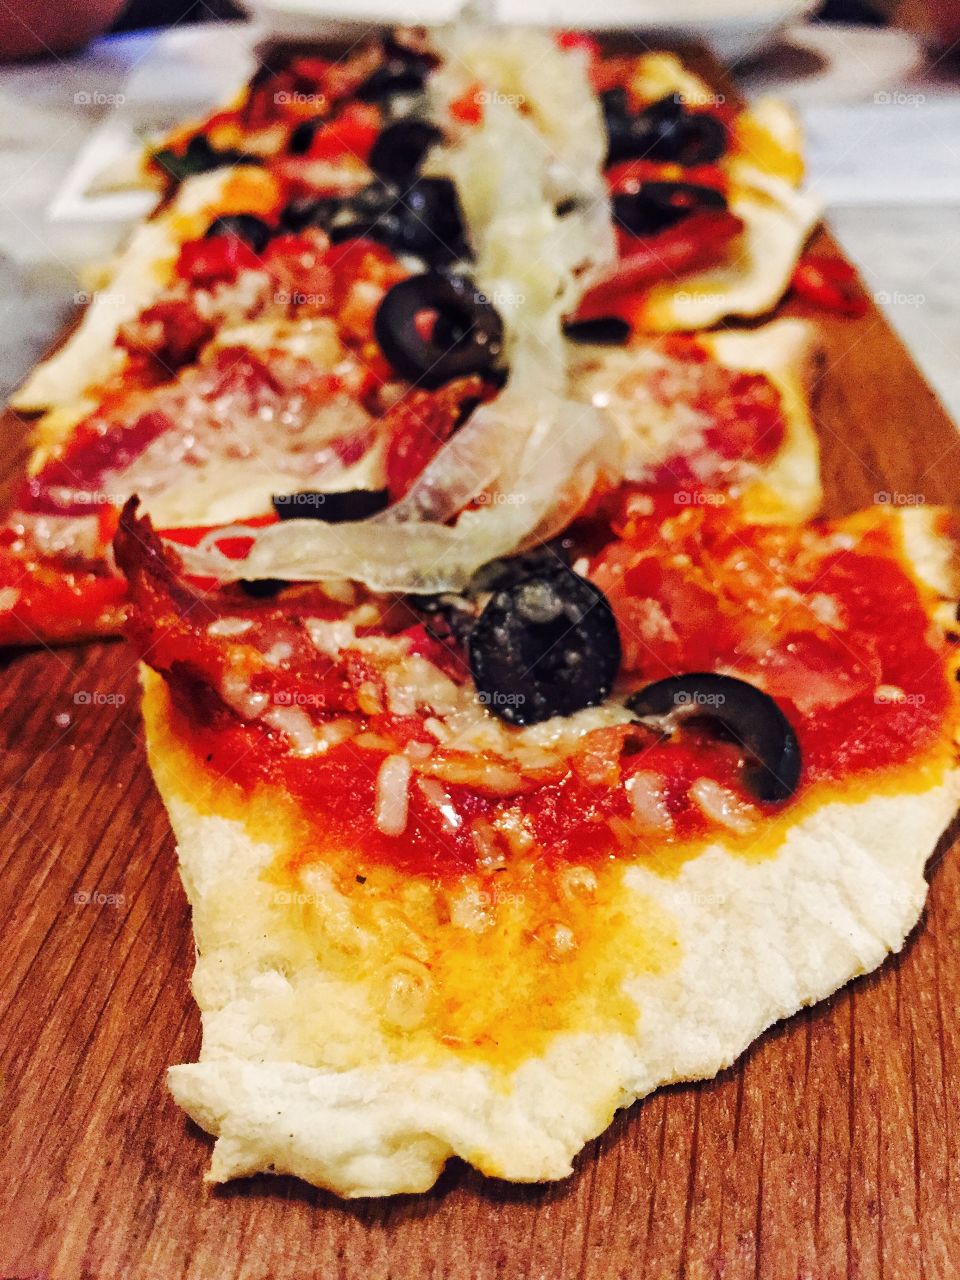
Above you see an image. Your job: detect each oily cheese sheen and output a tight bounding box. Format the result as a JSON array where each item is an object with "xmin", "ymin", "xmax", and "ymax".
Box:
[
  {"xmin": 11, "ymin": 171, "xmax": 234, "ymax": 414},
  {"xmin": 570, "ymin": 317, "xmax": 822, "ymax": 523},
  {"xmin": 144, "ymin": 510, "xmax": 960, "ymax": 1198}
]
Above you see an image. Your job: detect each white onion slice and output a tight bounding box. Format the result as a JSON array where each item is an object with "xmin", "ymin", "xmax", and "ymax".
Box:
[{"xmin": 170, "ymin": 30, "xmax": 619, "ymax": 594}]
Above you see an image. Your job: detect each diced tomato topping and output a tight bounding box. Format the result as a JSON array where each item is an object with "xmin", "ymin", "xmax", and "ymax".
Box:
[
  {"xmin": 791, "ymin": 254, "xmax": 868, "ymax": 318},
  {"xmin": 556, "ymin": 31, "xmax": 601, "ymax": 60},
  {"xmin": 304, "ymin": 102, "xmax": 380, "ymax": 162},
  {"xmin": 176, "ymin": 235, "xmax": 262, "ymax": 287},
  {"xmin": 117, "ymin": 298, "xmax": 214, "ymax": 371},
  {"xmin": 449, "ymin": 84, "xmax": 484, "ymax": 125}
]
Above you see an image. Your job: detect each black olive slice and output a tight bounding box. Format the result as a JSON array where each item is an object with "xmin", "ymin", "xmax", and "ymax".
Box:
[
  {"xmin": 289, "ymin": 117, "xmax": 322, "ymax": 155},
  {"xmin": 603, "ymin": 90, "xmax": 728, "ymax": 168},
  {"xmin": 468, "ymin": 569, "xmax": 622, "ymax": 726},
  {"xmin": 625, "ymin": 673, "xmax": 801, "ymax": 803},
  {"xmin": 399, "ymin": 177, "xmax": 470, "ymax": 262},
  {"xmin": 369, "ymin": 119, "xmax": 443, "ymax": 186},
  {"xmin": 601, "ymin": 88, "xmax": 642, "ymax": 166},
  {"xmin": 563, "ymin": 316, "xmax": 631, "ymax": 346},
  {"xmin": 356, "ymin": 46, "xmax": 432, "ymax": 102},
  {"xmin": 239, "ymin": 577, "xmax": 287, "ymax": 598},
  {"xmin": 468, "ymin": 541, "xmax": 571, "ymax": 595},
  {"xmin": 279, "ymin": 194, "xmax": 344, "ymax": 233},
  {"xmin": 411, "ymin": 592, "xmax": 477, "ymax": 645},
  {"xmin": 204, "ymin": 213, "xmax": 273, "ymax": 254},
  {"xmin": 330, "ymin": 178, "xmax": 469, "ymax": 265},
  {"xmin": 665, "ymin": 114, "xmax": 728, "ymax": 167},
  {"xmin": 272, "ymin": 488, "xmax": 389, "ymax": 523},
  {"xmin": 374, "ymin": 272, "xmax": 504, "ymax": 389},
  {"xmin": 612, "ymin": 182, "xmax": 727, "ymax": 238}
]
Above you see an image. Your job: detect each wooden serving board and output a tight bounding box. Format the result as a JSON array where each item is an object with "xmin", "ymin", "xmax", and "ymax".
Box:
[{"xmin": 3, "ymin": 54, "xmax": 960, "ymax": 1280}]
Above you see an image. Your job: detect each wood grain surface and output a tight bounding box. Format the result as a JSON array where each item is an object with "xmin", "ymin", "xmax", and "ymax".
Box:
[{"xmin": 2, "ymin": 75, "xmax": 960, "ymax": 1280}]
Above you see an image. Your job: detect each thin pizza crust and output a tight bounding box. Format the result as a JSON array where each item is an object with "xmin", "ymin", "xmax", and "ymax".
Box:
[
  {"xmin": 602, "ymin": 56, "xmax": 820, "ymax": 331},
  {"xmin": 10, "ymin": 167, "xmax": 280, "ymax": 415},
  {"xmin": 142, "ymin": 507, "xmax": 959, "ymax": 1198},
  {"xmin": 635, "ymin": 166, "xmax": 822, "ymax": 332}
]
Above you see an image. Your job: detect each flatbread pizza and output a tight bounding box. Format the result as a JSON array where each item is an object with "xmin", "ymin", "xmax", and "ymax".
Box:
[{"xmin": 117, "ymin": 496, "xmax": 960, "ymax": 1196}]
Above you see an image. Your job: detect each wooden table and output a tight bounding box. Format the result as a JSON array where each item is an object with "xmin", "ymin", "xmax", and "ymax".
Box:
[{"xmin": 2, "ymin": 104, "xmax": 959, "ymax": 1280}]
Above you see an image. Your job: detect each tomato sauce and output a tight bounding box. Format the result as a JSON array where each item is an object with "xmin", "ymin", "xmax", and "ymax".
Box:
[{"xmin": 154, "ymin": 505, "xmax": 956, "ymax": 881}]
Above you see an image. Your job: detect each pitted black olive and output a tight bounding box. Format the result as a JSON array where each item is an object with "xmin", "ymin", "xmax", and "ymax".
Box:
[
  {"xmin": 613, "ymin": 183, "xmax": 727, "ymax": 238},
  {"xmin": 272, "ymin": 488, "xmax": 389, "ymax": 523},
  {"xmin": 239, "ymin": 578, "xmax": 287, "ymax": 598},
  {"xmin": 563, "ymin": 316, "xmax": 631, "ymax": 346},
  {"xmin": 660, "ymin": 112, "xmax": 727, "ymax": 166},
  {"xmin": 603, "ymin": 91, "xmax": 727, "ymax": 168},
  {"xmin": 204, "ymin": 213, "xmax": 273, "ymax": 254},
  {"xmin": 289, "ymin": 117, "xmax": 323, "ymax": 156},
  {"xmin": 330, "ymin": 178, "xmax": 469, "ymax": 265},
  {"xmin": 398, "ymin": 177, "xmax": 469, "ymax": 261},
  {"xmin": 374, "ymin": 272, "xmax": 504, "ymax": 389},
  {"xmin": 625, "ymin": 673, "xmax": 801, "ymax": 803},
  {"xmin": 369, "ymin": 119, "xmax": 443, "ymax": 186},
  {"xmin": 279, "ymin": 194, "xmax": 344, "ymax": 233},
  {"xmin": 601, "ymin": 88, "xmax": 642, "ymax": 166},
  {"xmin": 469, "ymin": 541, "xmax": 571, "ymax": 595},
  {"xmin": 154, "ymin": 135, "xmax": 263, "ymax": 181},
  {"xmin": 413, "ymin": 543, "xmax": 571, "ymax": 648},
  {"xmin": 468, "ymin": 569, "xmax": 621, "ymax": 726},
  {"xmin": 356, "ymin": 44, "xmax": 433, "ymax": 102},
  {"xmin": 641, "ymin": 97, "xmax": 727, "ymax": 166}
]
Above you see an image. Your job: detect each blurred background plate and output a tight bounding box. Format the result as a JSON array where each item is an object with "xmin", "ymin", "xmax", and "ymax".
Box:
[{"xmin": 235, "ymin": 0, "xmax": 819, "ymax": 62}]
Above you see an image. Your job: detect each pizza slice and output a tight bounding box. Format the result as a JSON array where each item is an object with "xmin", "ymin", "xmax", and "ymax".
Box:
[
  {"xmin": 571, "ymin": 48, "xmax": 823, "ymax": 332},
  {"xmin": 94, "ymin": 35, "xmax": 436, "ymax": 196},
  {"xmin": 0, "ymin": 30, "xmax": 601, "ymax": 645},
  {"xmin": 568, "ymin": 317, "xmax": 822, "ymax": 522},
  {"xmin": 0, "ymin": 30, "xmax": 823, "ymax": 647},
  {"xmin": 116, "ymin": 492, "xmax": 960, "ymax": 1196}
]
